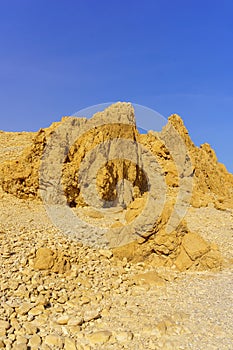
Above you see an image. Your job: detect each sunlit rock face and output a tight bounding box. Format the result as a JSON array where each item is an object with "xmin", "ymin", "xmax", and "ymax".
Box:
[{"xmin": 0, "ymin": 102, "xmax": 232, "ymax": 270}]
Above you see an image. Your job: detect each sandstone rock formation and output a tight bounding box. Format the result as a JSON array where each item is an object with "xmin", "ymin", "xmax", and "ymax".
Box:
[
  {"xmin": 168, "ymin": 115, "xmax": 233, "ymax": 210},
  {"xmin": 0, "ymin": 102, "xmax": 232, "ymax": 271},
  {"xmin": 1, "ymin": 103, "xmax": 232, "ymax": 210},
  {"xmin": 33, "ymin": 247, "xmax": 71, "ymax": 273}
]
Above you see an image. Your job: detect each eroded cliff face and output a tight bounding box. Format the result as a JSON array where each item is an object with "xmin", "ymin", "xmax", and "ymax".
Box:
[
  {"xmin": 168, "ymin": 114, "xmax": 233, "ymax": 210},
  {"xmin": 0, "ymin": 122, "xmax": 60, "ymax": 199},
  {"xmin": 0, "ymin": 102, "xmax": 232, "ymax": 271}
]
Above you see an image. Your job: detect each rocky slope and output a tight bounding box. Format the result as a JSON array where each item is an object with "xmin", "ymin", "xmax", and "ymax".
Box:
[
  {"xmin": 0, "ymin": 102, "xmax": 232, "ymax": 349},
  {"xmin": 0, "ymin": 103, "xmax": 232, "ymax": 270}
]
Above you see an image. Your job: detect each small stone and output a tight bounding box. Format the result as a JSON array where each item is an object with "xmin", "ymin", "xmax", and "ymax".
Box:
[
  {"xmin": 39, "ymin": 344, "xmax": 51, "ymax": 350},
  {"xmin": 28, "ymin": 305, "xmax": 44, "ymax": 316},
  {"xmin": 132, "ymin": 271, "xmax": 165, "ymax": 287},
  {"xmin": 10, "ymin": 318, "xmax": 20, "ymax": 331},
  {"xmin": 156, "ymin": 321, "xmax": 167, "ymax": 335},
  {"xmin": 101, "ymin": 308, "xmax": 110, "ymax": 317},
  {"xmin": 44, "ymin": 334, "xmax": 64, "ymax": 348},
  {"xmin": 67, "ymin": 317, "xmax": 84, "ymax": 326},
  {"xmin": 33, "ymin": 248, "xmax": 54, "ymax": 270},
  {"xmin": 0, "ymin": 320, "xmax": 10, "ymax": 330},
  {"xmin": 57, "ymin": 296, "xmax": 67, "ymax": 304},
  {"xmin": 35, "ymin": 295, "xmax": 48, "ymax": 306},
  {"xmin": 17, "ymin": 302, "xmax": 33, "ymax": 315},
  {"xmin": 68, "ymin": 326, "xmax": 81, "ymax": 333},
  {"xmin": 12, "ymin": 343, "xmax": 27, "ymax": 350},
  {"xmin": 87, "ymin": 331, "xmax": 112, "ymax": 344},
  {"xmin": 0, "ymin": 329, "xmax": 6, "ymax": 337},
  {"xmin": 99, "ymin": 249, "xmax": 113, "ymax": 259},
  {"xmin": 80, "ymin": 296, "xmax": 90, "ymax": 306},
  {"xmin": 115, "ymin": 331, "xmax": 133, "ymax": 342},
  {"xmin": 23, "ymin": 322, "xmax": 38, "ymax": 335},
  {"xmin": 8, "ymin": 281, "xmax": 19, "ymax": 290},
  {"xmin": 28, "ymin": 334, "xmax": 41, "ymax": 348},
  {"xmin": 8, "ymin": 333, "xmax": 15, "ymax": 341},
  {"xmin": 56, "ymin": 316, "xmax": 69, "ymax": 325},
  {"xmin": 64, "ymin": 337, "xmax": 77, "ymax": 350},
  {"xmin": 15, "ymin": 335, "xmax": 27, "ymax": 344},
  {"xmin": 182, "ymin": 232, "xmax": 209, "ymax": 260},
  {"xmin": 83, "ymin": 310, "xmax": 101, "ymax": 322},
  {"xmin": 175, "ymin": 247, "xmax": 193, "ymax": 271},
  {"xmin": 2, "ymin": 303, "xmax": 14, "ymax": 317}
]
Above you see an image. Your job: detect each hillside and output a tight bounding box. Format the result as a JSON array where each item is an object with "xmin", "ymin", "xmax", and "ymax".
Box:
[{"xmin": 0, "ymin": 102, "xmax": 232, "ymax": 349}]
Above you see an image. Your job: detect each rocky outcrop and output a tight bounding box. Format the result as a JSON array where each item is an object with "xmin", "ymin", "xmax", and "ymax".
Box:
[
  {"xmin": 1, "ymin": 103, "xmax": 232, "ymax": 210},
  {"xmin": 168, "ymin": 115, "xmax": 233, "ymax": 209},
  {"xmin": 0, "ymin": 102, "xmax": 232, "ymax": 271},
  {"xmin": 0, "ymin": 122, "xmax": 60, "ymax": 199},
  {"xmin": 33, "ymin": 247, "xmax": 71, "ymax": 273}
]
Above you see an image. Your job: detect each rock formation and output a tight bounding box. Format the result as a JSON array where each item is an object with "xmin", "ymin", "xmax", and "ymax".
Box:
[{"xmin": 0, "ymin": 102, "xmax": 232, "ymax": 271}]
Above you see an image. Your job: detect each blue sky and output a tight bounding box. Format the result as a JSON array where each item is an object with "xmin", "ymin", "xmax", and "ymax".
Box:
[{"xmin": 0, "ymin": 0, "xmax": 232, "ymax": 172}]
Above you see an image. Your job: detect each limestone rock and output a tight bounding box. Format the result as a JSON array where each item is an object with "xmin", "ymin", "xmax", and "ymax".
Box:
[
  {"xmin": 0, "ymin": 102, "xmax": 232, "ymax": 271},
  {"xmin": 28, "ymin": 334, "xmax": 41, "ymax": 348},
  {"xmin": 175, "ymin": 247, "xmax": 193, "ymax": 271},
  {"xmin": 12, "ymin": 343, "xmax": 27, "ymax": 350},
  {"xmin": 199, "ymin": 250, "xmax": 222, "ymax": 270},
  {"xmin": 33, "ymin": 248, "xmax": 54, "ymax": 270},
  {"xmin": 1, "ymin": 104, "xmax": 232, "ymax": 215},
  {"xmin": 115, "ymin": 331, "xmax": 134, "ymax": 342},
  {"xmin": 83, "ymin": 310, "xmax": 101, "ymax": 322},
  {"xmin": 17, "ymin": 302, "xmax": 33, "ymax": 316},
  {"xmin": 132, "ymin": 271, "xmax": 165, "ymax": 287},
  {"xmin": 33, "ymin": 247, "xmax": 71, "ymax": 273},
  {"xmin": 56, "ymin": 316, "xmax": 69, "ymax": 325},
  {"xmin": 182, "ymin": 232, "xmax": 210, "ymax": 261},
  {"xmin": 52, "ymin": 254, "xmax": 71, "ymax": 274},
  {"xmin": 44, "ymin": 334, "xmax": 64, "ymax": 348},
  {"xmin": 28, "ymin": 305, "xmax": 44, "ymax": 316},
  {"xmin": 64, "ymin": 337, "xmax": 77, "ymax": 350},
  {"xmin": 0, "ymin": 321, "xmax": 10, "ymax": 330},
  {"xmin": 67, "ymin": 317, "xmax": 84, "ymax": 327},
  {"xmin": 99, "ymin": 249, "xmax": 113, "ymax": 259},
  {"xmin": 87, "ymin": 330, "xmax": 112, "ymax": 344}
]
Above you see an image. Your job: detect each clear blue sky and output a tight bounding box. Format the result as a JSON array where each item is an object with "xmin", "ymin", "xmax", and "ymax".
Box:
[{"xmin": 0, "ymin": 0, "xmax": 232, "ymax": 172}]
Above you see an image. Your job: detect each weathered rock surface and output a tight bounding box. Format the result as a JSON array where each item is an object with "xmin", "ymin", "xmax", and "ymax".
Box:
[
  {"xmin": 1, "ymin": 103, "xmax": 232, "ymax": 211},
  {"xmin": 0, "ymin": 102, "xmax": 232, "ymax": 349},
  {"xmin": 168, "ymin": 115, "xmax": 233, "ymax": 210},
  {"xmin": 0, "ymin": 102, "xmax": 232, "ymax": 270}
]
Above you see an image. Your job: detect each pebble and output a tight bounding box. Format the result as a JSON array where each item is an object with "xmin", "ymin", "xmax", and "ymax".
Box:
[
  {"xmin": 28, "ymin": 305, "xmax": 44, "ymax": 316},
  {"xmin": 64, "ymin": 337, "xmax": 77, "ymax": 350},
  {"xmin": 12, "ymin": 343, "xmax": 27, "ymax": 350},
  {"xmin": 99, "ymin": 249, "xmax": 113, "ymax": 259},
  {"xmin": 87, "ymin": 330, "xmax": 112, "ymax": 344},
  {"xmin": 67, "ymin": 317, "xmax": 84, "ymax": 326},
  {"xmin": 56, "ymin": 315, "xmax": 70, "ymax": 325},
  {"xmin": 28, "ymin": 334, "xmax": 42, "ymax": 348},
  {"xmin": 83, "ymin": 310, "xmax": 101, "ymax": 322},
  {"xmin": 17, "ymin": 302, "xmax": 33, "ymax": 315},
  {"xmin": 44, "ymin": 334, "xmax": 64, "ymax": 348},
  {"xmin": 115, "ymin": 331, "xmax": 134, "ymax": 342}
]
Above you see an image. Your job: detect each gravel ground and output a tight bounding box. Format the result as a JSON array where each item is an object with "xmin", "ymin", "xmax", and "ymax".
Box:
[
  {"xmin": 186, "ymin": 206, "xmax": 233, "ymax": 261},
  {"xmin": 0, "ymin": 187, "xmax": 232, "ymax": 350}
]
